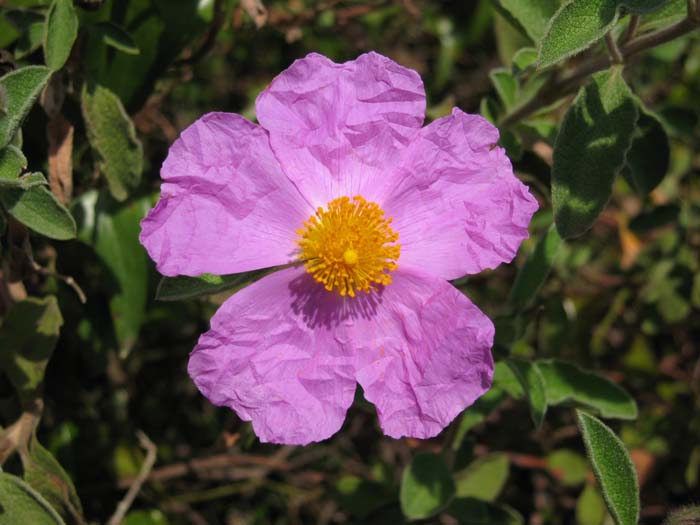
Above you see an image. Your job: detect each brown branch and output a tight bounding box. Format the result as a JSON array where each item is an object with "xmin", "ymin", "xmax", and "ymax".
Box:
[
  {"xmin": 622, "ymin": 15, "xmax": 641, "ymax": 44},
  {"xmin": 117, "ymin": 446, "xmax": 294, "ymax": 489},
  {"xmin": 605, "ymin": 32, "xmax": 624, "ymax": 64},
  {"xmin": 174, "ymin": 0, "xmax": 227, "ymax": 66},
  {"xmin": 107, "ymin": 431, "xmax": 157, "ymax": 525},
  {"xmin": 499, "ymin": 16, "xmax": 700, "ymax": 129},
  {"xmin": 0, "ymin": 399, "xmax": 43, "ymax": 465},
  {"xmin": 30, "ymin": 260, "xmax": 87, "ymax": 304}
]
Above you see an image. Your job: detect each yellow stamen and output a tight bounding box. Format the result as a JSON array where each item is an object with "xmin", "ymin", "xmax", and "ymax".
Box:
[{"xmin": 296, "ymin": 195, "xmax": 400, "ymax": 297}]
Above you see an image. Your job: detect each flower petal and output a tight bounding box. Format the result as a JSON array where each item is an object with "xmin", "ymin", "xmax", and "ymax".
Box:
[
  {"xmin": 382, "ymin": 108, "xmax": 539, "ymax": 280},
  {"xmin": 140, "ymin": 113, "xmax": 312, "ymax": 277},
  {"xmin": 188, "ymin": 267, "xmax": 357, "ymax": 445},
  {"xmin": 256, "ymin": 52, "xmax": 426, "ymax": 206},
  {"xmin": 352, "ymin": 268, "xmax": 495, "ymax": 439}
]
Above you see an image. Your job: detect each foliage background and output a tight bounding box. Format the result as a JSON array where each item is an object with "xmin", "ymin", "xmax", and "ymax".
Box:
[{"xmin": 0, "ymin": 0, "xmax": 699, "ymax": 524}]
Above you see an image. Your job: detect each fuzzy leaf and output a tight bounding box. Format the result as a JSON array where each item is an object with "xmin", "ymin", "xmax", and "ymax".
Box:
[
  {"xmin": 21, "ymin": 435, "xmax": 84, "ymax": 524},
  {"xmin": 577, "ymin": 411, "xmax": 639, "ymax": 525},
  {"xmin": 507, "ymin": 359, "xmax": 548, "ymax": 428},
  {"xmin": 0, "ymin": 145, "xmax": 28, "ymax": 179},
  {"xmin": 73, "ymin": 191, "xmax": 150, "ymax": 357},
  {"xmin": 547, "ymin": 449, "xmax": 589, "ymax": 486},
  {"xmin": 552, "ymin": 67, "xmax": 638, "ymax": 238},
  {"xmin": 536, "ymin": 359, "xmax": 638, "ymax": 419},
  {"xmin": 492, "ymin": 0, "xmax": 560, "ymax": 42},
  {"xmin": 0, "ymin": 296, "xmax": 63, "ymax": 403},
  {"xmin": 0, "ymin": 66, "xmax": 52, "ymax": 149},
  {"xmin": 0, "ymin": 473, "xmax": 65, "ymax": 525},
  {"xmin": 44, "ymin": 0, "xmax": 79, "ymax": 71},
  {"xmin": 81, "ymin": 84, "xmax": 143, "ymax": 201},
  {"xmin": 490, "ymin": 68, "xmax": 518, "ymax": 110},
  {"xmin": 539, "ymin": 0, "xmax": 670, "ymax": 67},
  {"xmin": 539, "ymin": 0, "xmax": 619, "ymax": 68},
  {"xmin": 619, "ymin": 0, "xmax": 670, "ymax": 13},
  {"xmin": 0, "ymin": 173, "xmax": 76, "ymax": 239},
  {"xmin": 509, "ymin": 225, "xmax": 561, "ymax": 310},
  {"xmin": 94, "ymin": 22, "xmax": 141, "ymax": 55},
  {"xmin": 454, "ymin": 453, "xmax": 510, "ymax": 501},
  {"xmin": 156, "ymin": 268, "xmax": 274, "ymax": 301},
  {"xmin": 639, "ymin": 0, "xmax": 686, "ymax": 31},
  {"xmin": 512, "ymin": 47, "xmax": 539, "ymax": 74},
  {"xmin": 624, "ymin": 108, "xmax": 670, "ymax": 194},
  {"xmin": 576, "ymin": 483, "xmax": 608, "ymax": 525},
  {"xmin": 400, "ymin": 453, "xmax": 455, "ymax": 519},
  {"xmin": 449, "ymin": 497, "xmax": 524, "ymax": 525}
]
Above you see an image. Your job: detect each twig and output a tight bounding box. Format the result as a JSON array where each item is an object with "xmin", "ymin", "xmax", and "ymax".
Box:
[
  {"xmin": 605, "ymin": 32, "xmax": 624, "ymax": 63},
  {"xmin": 174, "ymin": 0, "xmax": 226, "ymax": 66},
  {"xmin": 107, "ymin": 431, "xmax": 157, "ymax": 525},
  {"xmin": 117, "ymin": 446, "xmax": 293, "ymax": 488},
  {"xmin": 30, "ymin": 261, "xmax": 87, "ymax": 304},
  {"xmin": 690, "ymin": 0, "xmax": 700, "ymax": 23},
  {"xmin": 0, "ymin": 399, "xmax": 43, "ymax": 465},
  {"xmin": 499, "ymin": 16, "xmax": 700, "ymax": 129},
  {"xmin": 622, "ymin": 15, "xmax": 641, "ymax": 44}
]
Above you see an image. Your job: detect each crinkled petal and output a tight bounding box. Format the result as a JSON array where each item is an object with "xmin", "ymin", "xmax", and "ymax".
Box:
[
  {"xmin": 352, "ymin": 268, "xmax": 494, "ymax": 439},
  {"xmin": 140, "ymin": 113, "xmax": 312, "ymax": 277},
  {"xmin": 256, "ymin": 52, "xmax": 426, "ymax": 206},
  {"xmin": 381, "ymin": 108, "xmax": 539, "ymax": 280},
  {"xmin": 188, "ymin": 267, "xmax": 356, "ymax": 445}
]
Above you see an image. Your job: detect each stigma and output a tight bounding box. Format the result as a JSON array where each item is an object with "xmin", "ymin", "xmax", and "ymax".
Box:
[{"xmin": 296, "ymin": 195, "xmax": 400, "ymax": 297}]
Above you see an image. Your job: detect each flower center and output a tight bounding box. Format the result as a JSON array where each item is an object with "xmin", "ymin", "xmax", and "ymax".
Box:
[{"xmin": 296, "ymin": 195, "xmax": 400, "ymax": 297}]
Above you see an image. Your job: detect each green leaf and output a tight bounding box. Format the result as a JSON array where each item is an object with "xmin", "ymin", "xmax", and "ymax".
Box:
[
  {"xmin": 619, "ymin": 0, "xmax": 670, "ymax": 13},
  {"xmin": 123, "ymin": 510, "xmax": 170, "ymax": 525},
  {"xmin": 15, "ymin": 21, "xmax": 46, "ymax": 59},
  {"xmin": 156, "ymin": 268, "xmax": 274, "ymax": 301},
  {"xmin": 491, "ymin": 361, "xmax": 524, "ymax": 399},
  {"xmin": 536, "ymin": 359, "xmax": 638, "ymax": 419},
  {"xmin": 0, "ymin": 174, "xmax": 77, "ymax": 240},
  {"xmin": 81, "ymin": 84, "xmax": 143, "ymax": 201},
  {"xmin": 507, "ymin": 359, "xmax": 547, "ymax": 428},
  {"xmin": 0, "ymin": 145, "xmax": 28, "ymax": 179},
  {"xmin": 480, "ymin": 96, "xmax": 500, "ymax": 125},
  {"xmin": 509, "ymin": 225, "xmax": 561, "ymax": 311},
  {"xmin": 452, "ymin": 388, "xmax": 507, "ymax": 450},
  {"xmin": 552, "ymin": 67, "xmax": 638, "ymax": 238},
  {"xmin": 489, "ymin": 68, "xmax": 518, "ymax": 110},
  {"xmin": 0, "ymin": 472, "xmax": 66, "ymax": 525},
  {"xmin": 0, "ymin": 66, "xmax": 52, "ymax": 149},
  {"xmin": 334, "ymin": 475, "xmax": 394, "ymax": 519},
  {"xmin": 454, "ymin": 453, "xmax": 510, "ymax": 501},
  {"xmin": 538, "ymin": 0, "xmax": 671, "ymax": 67},
  {"xmin": 576, "ymin": 483, "xmax": 608, "ymax": 525},
  {"xmin": 547, "ymin": 449, "xmax": 589, "ymax": 486},
  {"xmin": 21, "ymin": 435, "xmax": 84, "ymax": 524},
  {"xmin": 512, "ymin": 47, "xmax": 539, "ymax": 74},
  {"xmin": 74, "ymin": 191, "xmax": 151, "ymax": 356},
  {"xmin": 83, "ymin": 0, "xmax": 206, "ymax": 109},
  {"xmin": 44, "ymin": 0, "xmax": 79, "ymax": 71},
  {"xmin": 577, "ymin": 411, "xmax": 639, "ymax": 525},
  {"xmin": 94, "ymin": 21, "xmax": 141, "ymax": 55},
  {"xmin": 623, "ymin": 108, "xmax": 670, "ymax": 194},
  {"xmin": 639, "ymin": 0, "xmax": 686, "ymax": 31},
  {"xmin": 449, "ymin": 497, "xmax": 524, "ymax": 525},
  {"xmin": 539, "ymin": 0, "xmax": 619, "ymax": 68},
  {"xmin": 0, "ymin": 296, "xmax": 63, "ymax": 403},
  {"xmin": 492, "ymin": 0, "xmax": 560, "ymax": 42},
  {"xmin": 0, "ymin": 172, "xmax": 48, "ymax": 190},
  {"xmin": 400, "ymin": 453, "xmax": 455, "ymax": 520}
]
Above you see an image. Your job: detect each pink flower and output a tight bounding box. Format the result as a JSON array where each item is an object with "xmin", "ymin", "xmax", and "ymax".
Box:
[{"xmin": 140, "ymin": 52, "xmax": 538, "ymax": 445}]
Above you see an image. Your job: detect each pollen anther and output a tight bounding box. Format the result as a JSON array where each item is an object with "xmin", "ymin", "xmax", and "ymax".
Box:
[{"xmin": 296, "ymin": 195, "xmax": 400, "ymax": 297}]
